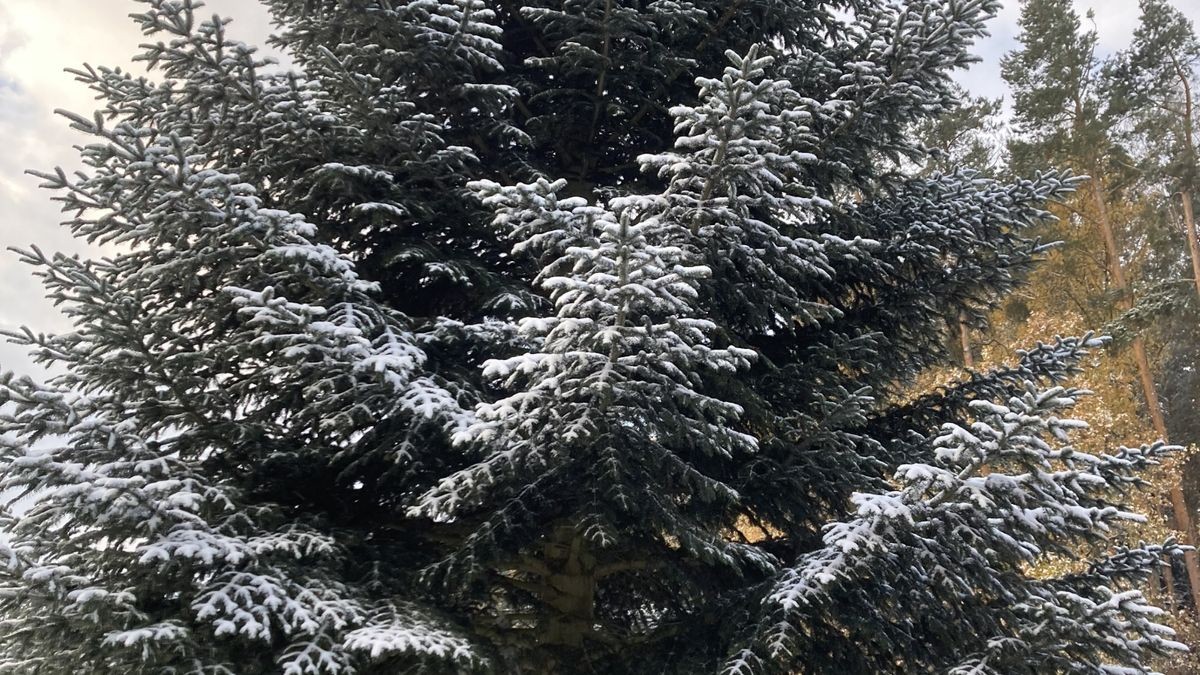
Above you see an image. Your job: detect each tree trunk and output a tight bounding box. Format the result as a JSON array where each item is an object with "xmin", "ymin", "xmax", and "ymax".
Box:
[
  {"xmin": 1089, "ymin": 175, "xmax": 1200, "ymax": 612},
  {"xmin": 1164, "ymin": 561, "xmax": 1177, "ymax": 608},
  {"xmin": 1172, "ymin": 53, "xmax": 1200, "ymax": 300},
  {"xmin": 1150, "ymin": 562, "xmax": 1163, "ymax": 605},
  {"xmin": 1183, "ymin": 191, "xmax": 1200, "ymax": 300},
  {"xmin": 959, "ymin": 313, "xmax": 974, "ymax": 369},
  {"xmin": 1163, "ymin": 504, "xmax": 1182, "ymax": 609}
]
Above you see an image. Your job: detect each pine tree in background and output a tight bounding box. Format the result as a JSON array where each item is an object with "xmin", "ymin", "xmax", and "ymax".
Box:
[
  {"xmin": 913, "ymin": 84, "xmax": 1005, "ymax": 178},
  {"xmin": 1004, "ymin": 0, "xmax": 1200, "ymax": 620},
  {"xmin": 1109, "ymin": 0, "xmax": 1200, "ymax": 466},
  {"xmin": 0, "ymin": 0, "xmax": 1189, "ymax": 673},
  {"xmin": 1112, "ymin": 0, "xmax": 1200, "ymax": 288}
]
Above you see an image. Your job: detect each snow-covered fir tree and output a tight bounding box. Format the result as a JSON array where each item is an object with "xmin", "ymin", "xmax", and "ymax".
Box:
[{"xmin": 0, "ymin": 0, "xmax": 1189, "ymax": 673}]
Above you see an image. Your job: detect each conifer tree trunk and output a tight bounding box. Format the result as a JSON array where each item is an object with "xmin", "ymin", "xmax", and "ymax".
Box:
[
  {"xmin": 1090, "ymin": 175, "xmax": 1200, "ymax": 611},
  {"xmin": 1150, "ymin": 561, "xmax": 1164, "ymax": 605},
  {"xmin": 1176, "ymin": 53, "xmax": 1200, "ymax": 301},
  {"xmin": 959, "ymin": 313, "xmax": 974, "ymax": 369},
  {"xmin": 1163, "ymin": 562, "xmax": 1177, "ymax": 606},
  {"xmin": 1183, "ymin": 191, "xmax": 1200, "ymax": 299},
  {"xmin": 1163, "ymin": 506, "xmax": 1181, "ymax": 608}
]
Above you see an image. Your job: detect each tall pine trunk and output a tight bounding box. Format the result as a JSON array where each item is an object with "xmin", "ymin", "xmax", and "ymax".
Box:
[
  {"xmin": 1183, "ymin": 192, "xmax": 1200, "ymax": 299},
  {"xmin": 1174, "ymin": 51, "xmax": 1200, "ymax": 301},
  {"xmin": 959, "ymin": 312, "xmax": 974, "ymax": 368}
]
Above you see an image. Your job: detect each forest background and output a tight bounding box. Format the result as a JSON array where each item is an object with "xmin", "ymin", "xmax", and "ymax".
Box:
[{"xmin": 917, "ymin": 2, "xmax": 1200, "ymax": 671}]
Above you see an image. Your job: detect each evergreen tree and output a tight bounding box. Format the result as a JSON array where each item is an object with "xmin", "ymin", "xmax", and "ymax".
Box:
[
  {"xmin": 1111, "ymin": 0, "xmax": 1200, "ymax": 211},
  {"xmin": 913, "ymin": 84, "xmax": 1004, "ymax": 177},
  {"xmin": 1108, "ymin": 0, "xmax": 1200, "ymax": 450},
  {"xmin": 0, "ymin": 1, "xmax": 1188, "ymax": 673},
  {"xmin": 909, "ymin": 84, "xmax": 1005, "ymax": 367}
]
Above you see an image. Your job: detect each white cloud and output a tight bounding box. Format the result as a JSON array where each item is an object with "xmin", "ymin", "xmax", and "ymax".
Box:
[{"xmin": 1077, "ymin": 0, "xmax": 1152, "ymax": 53}]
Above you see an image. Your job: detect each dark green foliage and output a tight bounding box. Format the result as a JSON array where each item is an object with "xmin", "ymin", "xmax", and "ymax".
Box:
[{"xmin": 0, "ymin": 1, "xmax": 1186, "ymax": 674}]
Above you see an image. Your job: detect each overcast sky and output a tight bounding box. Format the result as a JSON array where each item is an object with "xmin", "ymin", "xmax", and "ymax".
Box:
[{"xmin": 0, "ymin": 0, "xmax": 1197, "ymax": 377}]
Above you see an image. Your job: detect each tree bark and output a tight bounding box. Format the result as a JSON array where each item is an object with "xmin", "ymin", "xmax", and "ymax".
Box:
[
  {"xmin": 1163, "ymin": 503, "xmax": 1182, "ymax": 609},
  {"xmin": 959, "ymin": 313, "xmax": 974, "ymax": 369},
  {"xmin": 1171, "ymin": 52, "xmax": 1200, "ymax": 301},
  {"xmin": 1183, "ymin": 191, "xmax": 1200, "ymax": 299},
  {"xmin": 1089, "ymin": 175, "xmax": 1200, "ymax": 612},
  {"xmin": 1149, "ymin": 562, "xmax": 1164, "ymax": 605}
]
